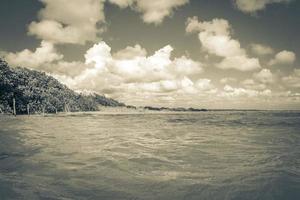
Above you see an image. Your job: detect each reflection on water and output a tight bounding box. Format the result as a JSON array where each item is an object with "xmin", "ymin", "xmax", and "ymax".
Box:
[{"xmin": 0, "ymin": 111, "xmax": 299, "ymax": 199}]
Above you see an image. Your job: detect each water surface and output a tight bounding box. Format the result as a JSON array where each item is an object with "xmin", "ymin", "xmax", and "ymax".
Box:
[{"xmin": 0, "ymin": 111, "xmax": 299, "ymax": 199}]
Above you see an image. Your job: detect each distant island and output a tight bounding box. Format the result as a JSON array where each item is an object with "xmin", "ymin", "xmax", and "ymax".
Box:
[
  {"xmin": 143, "ymin": 106, "xmax": 207, "ymax": 112},
  {"xmin": 0, "ymin": 59, "xmax": 207, "ymax": 115}
]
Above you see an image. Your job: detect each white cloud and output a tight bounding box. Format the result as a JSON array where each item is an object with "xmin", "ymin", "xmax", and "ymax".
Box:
[
  {"xmin": 186, "ymin": 17, "xmax": 231, "ymax": 35},
  {"xmin": 109, "ymin": 0, "xmax": 189, "ymax": 24},
  {"xmin": 5, "ymin": 41, "xmax": 63, "ymax": 68},
  {"xmin": 233, "ymin": 0, "xmax": 291, "ymax": 13},
  {"xmin": 27, "ymin": 0, "xmax": 189, "ymax": 45},
  {"xmin": 198, "ymin": 31, "xmax": 244, "ymax": 58},
  {"xmin": 254, "ymin": 68, "xmax": 275, "ymax": 83},
  {"xmin": 54, "ymin": 41, "xmax": 289, "ymax": 108},
  {"xmin": 46, "ymin": 61, "xmax": 91, "ymax": 77},
  {"xmin": 269, "ymin": 50, "xmax": 296, "ymax": 65},
  {"xmin": 294, "ymin": 69, "xmax": 300, "ymax": 76},
  {"xmin": 8, "ymin": 39, "xmax": 294, "ymax": 108},
  {"xmin": 250, "ymin": 43, "xmax": 274, "ymax": 56},
  {"xmin": 217, "ymin": 56, "xmax": 261, "ymax": 71},
  {"xmin": 2, "ymin": 1, "xmax": 299, "ymax": 109},
  {"xmin": 186, "ymin": 17, "xmax": 261, "ymax": 71},
  {"xmin": 242, "ymin": 79, "xmax": 267, "ymax": 90},
  {"xmin": 222, "ymin": 85, "xmax": 271, "ymax": 98},
  {"xmin": 121, "ymin": 77, "xmax": 212, "ymax": 95},
  {"xmin": 195, "ymin": 79, "xmax": 214, "ymax": 91},
  {"xmin": 55, "ymin": 41, "xmax": 205, "ymax": 99},
  {"xmin": 282, "ymin": 69, "xmax": 300, "ymax": 88},
  {"xmin": 109, "ymin": 0, "xmax": 134, "ymax": 8},
  {"xmin": 85, "ymin": 41, "xmax": 113, "ymax": 71},
  {"xmin": 113, "ymin": 44, "xmax": 147, "ymax": 59},
  {"xmin": 28, "ymin": 0, "xmax": 106, "ymax": 44},
  {"xmin": 4, "ymin": 41, "xmax": 91, "ymax": 77},
  {"xmin": 4, "ymin": 40, "xmax": 207, "ymax": 104},
  {"xmin": 220, "ymin": 77, "xmax": 237, "ymax": 84}
]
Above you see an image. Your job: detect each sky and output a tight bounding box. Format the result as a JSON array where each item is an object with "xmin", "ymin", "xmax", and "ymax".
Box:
[{"xmin": 1, "ymin": 0, "xmax": 300, "ymax": 109}]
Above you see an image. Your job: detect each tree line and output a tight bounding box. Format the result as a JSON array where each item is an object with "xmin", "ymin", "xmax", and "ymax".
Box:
[{"xmin": 0, "ymin": 59, "xmax": 124, "ymax": 115}]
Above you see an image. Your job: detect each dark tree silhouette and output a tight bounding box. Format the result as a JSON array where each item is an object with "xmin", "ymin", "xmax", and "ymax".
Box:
[{"xmin": 0, "ymin": 59, "xmax": 125, "ymax": 114}]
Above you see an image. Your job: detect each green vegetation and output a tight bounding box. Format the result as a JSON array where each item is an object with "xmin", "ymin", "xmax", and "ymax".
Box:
[{"xmin": 0, "ymin": 59, "xmax": 124, "ymax": 114}]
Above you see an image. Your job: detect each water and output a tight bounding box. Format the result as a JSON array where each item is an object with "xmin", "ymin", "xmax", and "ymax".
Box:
[{"xmin": 0, "ymin": 111, "xmax": 299, "ymax": 200}]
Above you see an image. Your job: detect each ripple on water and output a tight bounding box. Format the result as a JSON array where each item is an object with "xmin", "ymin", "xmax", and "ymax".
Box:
[{"xmin": 0, "ymin": 111, "xmax": 299, "ymax": 200}]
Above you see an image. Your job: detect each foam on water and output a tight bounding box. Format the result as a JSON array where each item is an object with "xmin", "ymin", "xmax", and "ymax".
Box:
[{"xmin": 0, "ymin": 111, "xmax": 299, "ymax": 199}]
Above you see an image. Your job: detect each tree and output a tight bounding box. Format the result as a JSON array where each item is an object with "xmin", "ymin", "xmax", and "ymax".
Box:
[{"xmin": 0, "ymin": 59, "xmax": 125, "ymax": 114}]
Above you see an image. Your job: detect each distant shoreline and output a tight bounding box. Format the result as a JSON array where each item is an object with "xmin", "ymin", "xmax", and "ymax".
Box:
[{"xmin": 1, "ymin": 107, "xmax": 299, "ymax": 117}]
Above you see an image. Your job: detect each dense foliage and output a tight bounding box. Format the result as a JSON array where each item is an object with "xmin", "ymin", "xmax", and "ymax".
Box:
[{"xmin": 0, "ymin": 60, "xmax": 124, "ymax": 114}]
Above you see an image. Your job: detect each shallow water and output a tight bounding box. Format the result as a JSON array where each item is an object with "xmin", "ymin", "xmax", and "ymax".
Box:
[{"xmin": 0, "ymin": 111, "xmax": 299, "ymax": 200}]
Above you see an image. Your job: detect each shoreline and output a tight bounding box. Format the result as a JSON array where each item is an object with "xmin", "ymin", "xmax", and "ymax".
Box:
[{"xmin": 1, "ymin": 108, "xmax": 300, "ymax": 117}]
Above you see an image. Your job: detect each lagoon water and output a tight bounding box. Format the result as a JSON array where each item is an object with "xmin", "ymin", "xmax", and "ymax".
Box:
[{"xmin": 0, "ymin": 111, "xmax": 299, "ymax": 200}]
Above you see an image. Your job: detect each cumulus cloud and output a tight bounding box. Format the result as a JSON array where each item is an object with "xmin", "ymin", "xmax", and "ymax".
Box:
[
  {"xmin": 195, "ymin": 79, "xmax": 214, "ymax": 91},
  {"xmin": 269, "ymin": 50, "xmax": 296, "ymax": 65},
  {"xmin": 5, "ymin": 41, "xmax": 63, "ymax": 68},
  {"xmin": 217, "ymin": 56, "xmax": 261, "ymax": 71},
  {"xmin": 28, "ymin": 0, "xmax": 106, "ymax": 44},
  {"xmin": 46, "ymin": 61, "xmax": 92, "ymax": 77},
  {"xmin": 4, "ymin": 41, "xmax": 91, "ymax": 77},
  {"xmin": 282, "ymin": 69, "xmax": 300, "ymax": 88},
  {"xmin": 232, "ymin": 0, "xmax": 291, "ymax": 13},
  {"xmin": 51, "ymin": 41, "xmax": 284, "ymax": 107},
  {"xmin": 241, "ymin": 79, "xmax": 267, "ymax": 90},
  {"xmin": 186, "ymin": 17, "xmax": 261, "ymax": 71},
  {"xmin": 250, "ymin": 43, "xmax": 274, "ymax": 56},
  {"xmin": 220, "ymin": 77, "xmax": 237, "ymax": 84},
  {"xmin": 27, "ymin": 0, "xmax": 189, "ymax": 45},
  {"xmin": 113, "ymin": 44, "xmax": 147, "ymax": 59},
  {"xmin": 109, "ymin": 0, "xmax": 133, "ymax": 8},
  {"xmin": 3, "ymin": 1, "xmax": 299, "ymax": 108},
  {"xmin": 221, "ymin": 85, "xmax": 271, "ymax": 98},
  {"xmin": 109, "ymin": 0, "xmax": 189, "ymax": 24},
  {"xmin": 55, "ymin": 41, "xmax": 207, "ymax": 101},
  {"xmin": 254, "ymin": 68, "xmax": 275, "ymax": 83}
]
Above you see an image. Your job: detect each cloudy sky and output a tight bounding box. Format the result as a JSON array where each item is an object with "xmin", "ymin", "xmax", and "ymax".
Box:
[{"xmin": 1, "ymin": 0, "xmax": 300, "ymax": 109}]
